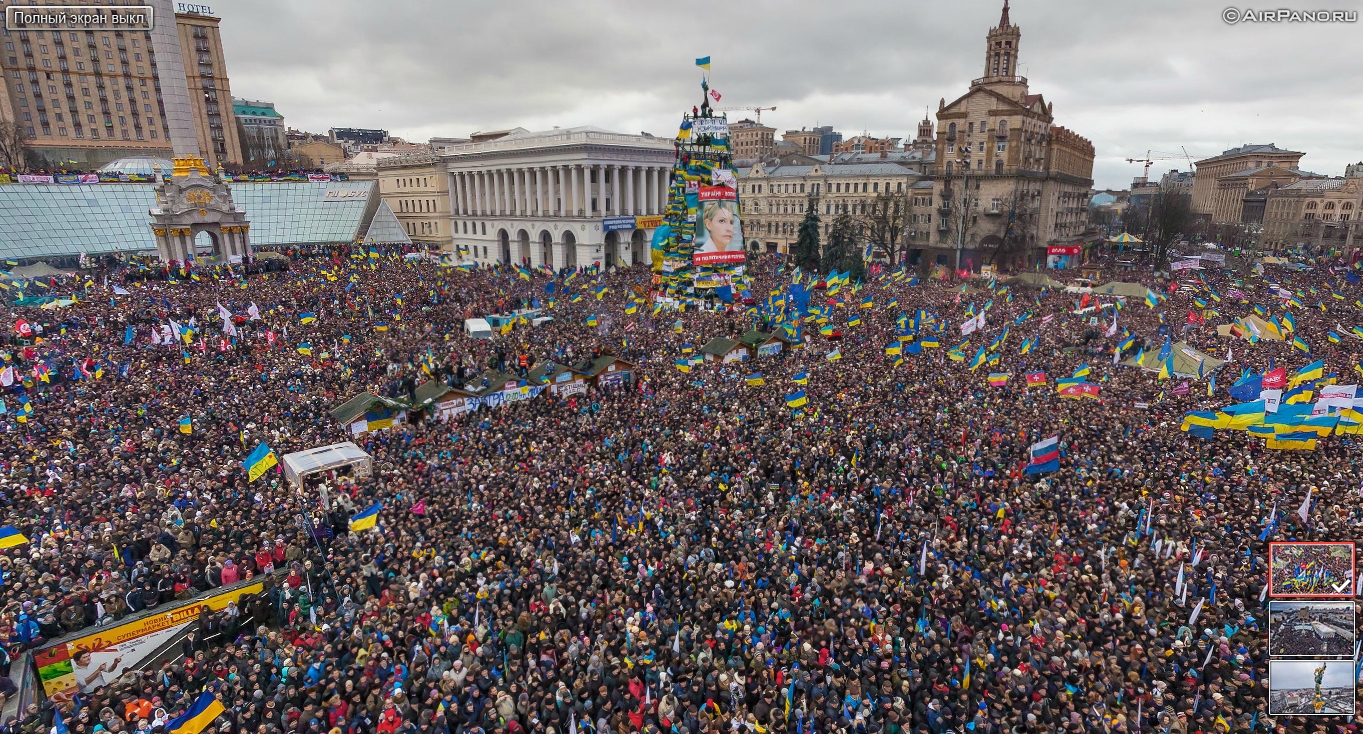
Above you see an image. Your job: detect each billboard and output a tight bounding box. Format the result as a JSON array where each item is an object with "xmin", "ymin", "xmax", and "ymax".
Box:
[
  {"xmin": 693, "ymin": 189, "xmax": 744, "ymax": 265},
  {"xmin": 33, "ymin": 579, "xmax": 264, "ymax": 703}
]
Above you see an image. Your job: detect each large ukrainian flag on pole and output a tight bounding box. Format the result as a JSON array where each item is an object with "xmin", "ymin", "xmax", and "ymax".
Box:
[
  {"xmin": 164, "ymin": 692, "xmax": 225, "ymax": 734},
  {"xmin": 241, "ymin": 443, "xmax": 278, "ymax": 483},
  {"xmin": 349, "ymin": 503, "xmax": 382, "ymax": 532}
]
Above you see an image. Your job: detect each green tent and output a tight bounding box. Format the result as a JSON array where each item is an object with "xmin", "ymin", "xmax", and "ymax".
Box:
[
  {"xmin": 1092, "ymin": 281, "xmax": 1156, "ymax": 301},
  {"xmin": 1121, "ymin": 341, "xmax": 1224, "ymax": 379},
  {"xmin": 1003, "ymin": 273, "xmax": 1065, "ymax": 289}
]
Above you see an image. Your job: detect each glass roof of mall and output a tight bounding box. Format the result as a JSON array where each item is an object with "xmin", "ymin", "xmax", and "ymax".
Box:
[{"xmin": 0, "ymin": 181, "xmax": 411, "ymax": 262}]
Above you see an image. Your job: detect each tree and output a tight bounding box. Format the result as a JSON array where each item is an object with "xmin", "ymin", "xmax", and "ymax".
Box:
[
  {"xmin": 822, "ymin": 213, "xmax": 865, "ymax": 280},
  {"xmin": 791, "ymin": 196, "xmax": 822, "ymax": 272},
  {"xmin": 1146, "ymin": 186, "xmax": 1192, "ymax": 266},
  {"xmin": 0, "ymin": 120, "xmax": 32, "ymax": 170},
  {"xmin": 993, "ymin": 192, "xmax": 1040, "ymax": 269},
  {"xmin": 859, "ymin": 190, "xmax": 911, "ymax": 265}
]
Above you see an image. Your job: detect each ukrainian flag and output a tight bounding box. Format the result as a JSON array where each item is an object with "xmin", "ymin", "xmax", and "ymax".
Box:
[
  {"xmin": 745, "ymin": 373, "xmax": 765, "ymax": 386},
  {"xmin": 1329, "ymin": 332, "xmax": 1341, "ymax": 343},
  {"xmin": 242, "ymin": 442, "xmax": 278, "ymax": 482},
  {"xmin": 885, "ymin": 343, "xmax": 901, "ymax": 356},
  {"xmin": 299, "ymin": 312, "xmax": 317, "ymax": 324},
  {"xmin": 969, "ymin": 347, "xmax": 987, "ymax": 371},
  {"xmin": 164, "ymin": 692, "xmax": 225, "ymax": 734},
  {"xmin": 825, "ymin": 349, "xmax": 841, "ymax": 361},
  {"xmin": 586, "ymin": 315, "xmax": 599, "ymax": 327},
  {"xmin": 860, "ymin": 296, "xmax": 874, "ymax": 309},
  {"xmin": 1158, "ymin": 356, "xmax": 1173, "ymax": 380},
  {"xmin": 675, "ymin": 359, "xmax": 691, "ymax": 373},
  {"xmin": 1072, "ymin": 363, "xmax": 1091, "ymax": 378},
  {"xmin": 792, "ymin": 372, "xmax": 809, "ymax": 385},
  {"xmin": 297, "ymin": 342, "xmax": 312, "ymax": 356},
  {"xmin": 681, "ymin": 343, "xmax": 694, "ymax": 354},
  {"xmin": 0, "ymin": 525, "xmax": 29, "ymax": 549},
  {"xmin": 1289, "ymin": 359, "xmax": 1323, "ymax": 387},
  {"xmin": 1181, "ymin": 411, "xmax": 1230, "ymax": 429},
  {"xmin": 1291, "ymin": 336, "xmax": 1310, "ymax": 353},
  {"xmin": 785, "ymin": 391, "xmax": 808, "ymax": 408},
  {"xmin": 349, "ymin": 503, "xmax": 382, "ymax": 532},
  {"xmin": 1267, "ymin": 433, "xmax": 1318, "ymax": 451},
  {"xmin": 178, "ymin": 416, "xmax": 193, "ymax": 435},
  {"xmin": 847, "ymin": 316, "xmax": 862, "ymax": 328},
  {"xmin": 695, "ymin": 56, "xmax": 711, "ymax": 70},
  {"xmin": 921, "ymin": 336, "xmax": 940, "ymax": 349},
  {"xmin": 1145, "ymin": 291, "xmax": 1159, "ymax": 308}
]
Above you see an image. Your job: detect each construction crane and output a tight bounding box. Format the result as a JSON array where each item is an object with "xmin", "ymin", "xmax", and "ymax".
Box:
[
  {"xmin": 1125, "ymin": 150, "xmax": 1188, "ymax": 182},
  {"xmin": 719, "ymin": 106, "xmax": 776, "ymax": 124}
]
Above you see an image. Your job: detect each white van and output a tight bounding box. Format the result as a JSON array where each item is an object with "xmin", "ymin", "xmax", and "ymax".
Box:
[{"xmin": 464, "ymin": 318, "xmax": 493, "ymax": 339}]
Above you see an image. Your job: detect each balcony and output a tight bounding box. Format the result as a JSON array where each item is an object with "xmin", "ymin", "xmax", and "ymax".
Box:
[
  {"xmin": 971, "ymin": 75, "xmax": 1027, "ymax": 86},
  {"xmin": 937, "ymin": 221, "xmax": 949, "ymax": 231}
]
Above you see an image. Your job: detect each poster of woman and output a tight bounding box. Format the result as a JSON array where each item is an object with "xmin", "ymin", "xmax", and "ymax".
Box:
[{"xmin": 693, "ymin": 197, "xmax": 745, "ymax": 265}]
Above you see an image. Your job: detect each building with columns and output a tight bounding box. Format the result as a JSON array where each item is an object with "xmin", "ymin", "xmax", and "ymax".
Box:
[{"xmin": 443, "ymin": 126, "xmax": 676, "ymax": 269}]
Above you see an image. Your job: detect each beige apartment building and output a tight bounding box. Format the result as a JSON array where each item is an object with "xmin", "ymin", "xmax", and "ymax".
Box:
[
  {"xmin": 782, "ymin": 129, "xmax": 822, "ymax": 156},
  {"xmin": 1261, "ymin": 177, "xmax": 1363, "ymax": 252},
  {"xmin": 929, "ymin": 1, "xmax": 1096, "ymax": 268},
  {"xmin": 730, "ymin": 119, "xmax": 775, "ymax": 160},
  {"xmin": 738, "ymin": 162, "xmax": 934, "ymax": 255},
  {"xmin": 833, "ymin": 135, "xmax": 900, "ymax": 154},
  {"xmin": 1191, "ymin": 143, "xmax": 1305, "ymax": 223},
  {"xmin": 0, "ymin": 0, "xmax": 242, "ymax": 168},
  {"xmin": 374, "ymin": 151, "xmax": 452, "ymax": 251}
]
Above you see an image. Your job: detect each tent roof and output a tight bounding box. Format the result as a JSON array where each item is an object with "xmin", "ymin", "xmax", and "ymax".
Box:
[
  {"xmin": 330, "ymin": 393, "xmax": 406, "ymax": 425},
  {"xmin": 1092, "ymin": 281, "xmax": 1155, "ymax": 299},
  {"xmin": 738, "ymin": 328, "xmax": 793, "ymax": 347},
  {"xmin": 1, "ymin": 262, "xmax": 74, "ymax": 279},
  {"xmin": 702, "ymin": 337, "xmax": 742, "ymax": 355},
  {"xmin": 1002, "ymin": 273, "xmax": 1065, "ymax": 289},
  {"xmin": 280, "ymin": 442, "xmax": 371, "ymax": 487},
  {"xmin": 1121, "ymin": 341, "xmax": 1224, "ymax": 378},
  {"xmin": 1109, "ymin": 232, "xmax": 1143, "ymax": 243}
]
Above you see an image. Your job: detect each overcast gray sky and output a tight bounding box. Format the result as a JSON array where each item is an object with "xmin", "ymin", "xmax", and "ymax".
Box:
[{"xmin": 215, "ymin": 0, "xmax": 1363, "ymax": 190}]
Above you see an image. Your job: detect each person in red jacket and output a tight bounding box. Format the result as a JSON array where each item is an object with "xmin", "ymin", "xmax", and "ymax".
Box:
[{"xmin": 376, "ymin": 705, "xmax": 402, "ymax": 734}]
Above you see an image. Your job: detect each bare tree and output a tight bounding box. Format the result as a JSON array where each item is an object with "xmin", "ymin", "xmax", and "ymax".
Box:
[
  {"xmin": 0, "ymin": 120, "xmax": 32, "ymax": 170},
  {"xmin": 1146, "ymin": 186, "xmax": 1192, "ymax": 267},
  {"xmin": 992, "ymin": 190, "xmax": 1041, "ymax": 269},
  {"xmin": 858, "ymin": 190, "xmax": 911, "ymax": 265}
]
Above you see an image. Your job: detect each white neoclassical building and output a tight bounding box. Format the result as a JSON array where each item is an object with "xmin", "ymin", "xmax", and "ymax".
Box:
[{"xmin": 443, "ymin": 127, "xmax": 677, "ymax": 269}]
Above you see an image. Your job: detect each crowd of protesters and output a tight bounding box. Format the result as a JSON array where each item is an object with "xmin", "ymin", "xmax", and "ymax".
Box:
[{"xmin": 2, "ymin": 242, "xmax": 1362, "ymax": 734}]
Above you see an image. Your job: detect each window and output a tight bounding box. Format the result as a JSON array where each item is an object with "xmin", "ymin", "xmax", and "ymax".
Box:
[
  {"xmin": 996, "ymin": 141, "xmax": 1006, "ymax": 153},
  {"xmin": 968, "ymin": 122, "xmax": 974, "ymax": 134},
  {"xmin": 998, "ymin": 120, "xmax": 1007, "ymax": 134},
  {"xmin": 947, "ymin": 122, "xmax": 956, "ymax": 138},
  {"xmin": 995, "ymin": 160, "xmax": 1004, "ymax": 175}
]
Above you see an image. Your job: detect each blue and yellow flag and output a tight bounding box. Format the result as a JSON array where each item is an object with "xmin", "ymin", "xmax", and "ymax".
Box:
[
  {"xmin": 164, "ymin": 692, "xmax": 226, "ymax": 734},
  {"xmin": 178, "ymin": 416, "xmax": 193, "ymax": 435},
  {"xmin": 695, "ymin": 56, "xmax": 711, "ymax": 70},
  {"xmin": 297, "ymin": 342, "xmax": 312, "ymax": 356},
  {"xmin": 785, "ymin": 391, "xmax": 808, "ymax": 408},
  {"xmin": 299, "ymin": 312, "xmax": 317, "ymax": 324},
  {"xmin": 0, "ymin": 526, "xmax": 29, "ymax": 549},
  {"xmin": 675, "ymin": 359, "xmax": 691, "ymax": 373},
  {"xmin": 1291, "ymin": 336, "xmax": 1310, "ymax": 353},
  {"xmin": 745, "ymin": 373, "xmax": 765, "ymax": 386},
  {"xmin": 792, "ymin": 371, "xmax": 809, "ymax": 385},
  {"xmin": 1072, "ymin": 363, "xmax": 1091, "ymax": 378},
  {"xmin": 349, "ymin": 503, "xmax": 382, "ymax": 532},
  {"xmin": 242, "ymin": 442, "xmax": 278, "ymax": 482}
]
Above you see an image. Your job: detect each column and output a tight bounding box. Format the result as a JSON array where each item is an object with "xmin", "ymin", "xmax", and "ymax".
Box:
[
  {"xmin": 524, "ymin": 168, "xmax": 533, "ymax": 215},
  {"xmin": 644, "ymin": 168, "xmax": 653, "ymax": 216},
  {"xmin": 491, "ymin": 170, "xmax": 500, "ymax": 216},
  {"xmin": 597, "ymin": 164, "xmax": 607, "ymax": 215},
  {"xmin": 569, "ymin": 165, "xmax": 579, "ymax": 217},
  {"xmin": 535, "ymin": 168, "xmax": 544, "ymax": 216},
  {"xmin": 499, "ymin": 169, "xmax": 508, "ymax": 215},
  {"xmin": 450, "ymin": 174, "xmax": 461, "ymax": 217},
  {"xmin": 549, "ymin": 166, "xmax": 559, "ymax": 216},
  {"xmin": 624, "ymin": 166, "xmax": 634, "ymax": 215},
  {"xmin": 509, "ymin": 169, "xmax": 519, "ymax": 216},
  {"xmin": 611, "ymin": 165, "xmax": 621, "ymax": 215},
  {"xmin": 475, "ymin": 172, "xmax": 484, "ymax": 215}
]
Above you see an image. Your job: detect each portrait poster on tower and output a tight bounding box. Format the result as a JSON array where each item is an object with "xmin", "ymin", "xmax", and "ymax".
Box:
[{"xmin": 693, "ymin": 184, "xmax": 744, "ymax": 265}]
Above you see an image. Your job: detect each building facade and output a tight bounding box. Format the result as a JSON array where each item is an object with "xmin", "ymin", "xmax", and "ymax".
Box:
[
  {"xmin": 443, "ymin": 126, "xmax": 676, "ymax": 269},
  {"xmin": 0, "ymin": 0, "xmax": 242, "ymax": 168},
  {"xmin": 781, "ymin": 129, "xmax": 822, "ymax": 156},
  {"xmin": 833, "ymin": 135, "xmax": 901, "ymax": 154},
  {"xmin": 175, "ymin": 7, "xmax": 240, "ymax": 167},
  {"xmin": 730, "ymin": 119, "xmax": 775, "ymax": 160},
  {"xmin": 233, "ymin": 98, "xmax": 285, "ymax": 166},
  {"xmin": 375, "ymin": 151, "xmax": 453, "ymax": 251},
  {"xmin": 738, "ymin": 162, "xmax": 934, "ymax": 255},
  {"xmin": 928, "ymin": 1, "xmax": 1096, "ymax": 268},
  {"xmin": 1191, "ymin": 143, "xmax": 1304, "ymax": 222},
  {"xmin": 287, "ymin": 130, "xmax": 346, "ymax": 168},
  {"xmin": 1261, "ymin": 177, "xmax": 1363, "ymax": 253}
]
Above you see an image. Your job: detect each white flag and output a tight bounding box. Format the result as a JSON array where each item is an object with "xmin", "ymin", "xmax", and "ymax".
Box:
[
  {"xmin": 248, "ymin": 302, "xmax": 262, "ymax": 321},
  {"xmin": 1188, "ymin": 597, "xmax": 1205, "ymax": 626},
  {"xmin": 1298, "ymin": 487, "xmax": 1314, "ymax": 525},
  {"xmin": 113, "ymin": 284, "xmax": 130, "ymax": 295},
  {"xmin": 1259, "ymin": 583, "xmax": 1268, "ymax": 602},
  {"xmin": 673, "ymin": 627, "xmax": 680, "ymax": 654},
  {"xmin": 1175, "ymin": 563, "xmax": 1184, "ymax": 596},
  {"xmin": 919, "ymin": 540, "xmax": 929, "ymax": 575},
  {"xmin": 570, "ymin": 713, "xmax": 577, "ymax": 734},
  {"xmin": 1201, "ymin": 641, "xmax": 1214, "ymax": 669}
]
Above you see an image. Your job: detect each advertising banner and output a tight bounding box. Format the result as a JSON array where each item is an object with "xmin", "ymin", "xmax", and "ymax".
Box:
[
  {"xmin": 635, "ymin": 216, "xmax": 663, "ymax": 229},
  {"xmin": 18, "ymin": 174, "xmax": 55, "ymax": 183},
  {"xmin": 602, "ymin": 216, "xmax": 636, "ymax": 232},
  {"xmin": 34, "ymin": 580, "xmax": 264, "ymax": 703},
  {"xmin": 55, "ymin": 174, "xmax": 81, "ymax": 184},
  {"xmin": 1171, "ymin": 259, "xmax": 1201, "ymax": 271},
  {"xmin": 79, "ymin": 174, "xmax": 100, "ymax": 183},
  {"xmin": 693, "ymin": 195, "xmax": 744, "ymax": 265},
  {"xmin": 308, "ymin": 174, "xmax": 331, "ymax": 182},
  {"xmin": 1046, "ymin": 245, "xmax": 1082, "ymax": 255}
]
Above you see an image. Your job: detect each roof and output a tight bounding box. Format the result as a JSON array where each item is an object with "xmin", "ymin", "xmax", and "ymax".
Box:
[
  {"xmin": 1220, "ymin": 165, "xmax": 1315, "ymax": 179},
  {"xmin": 1092, "ymin": 281, "xmax": 1155, "ymax": 299},
  {"xmin": 701, "ymin": 337, "xmax": 742, "ymax": 355},
  {"xmin": 527, "ymin": 360, "xmax": 581, "ymax": 385},
  {"xmin": 330, "ymin": 393, "xmax": 406, "ymax": 425},
  {"xmin": 1197, "ymin": 143, "xmax": 1303, "ymax": 165},
  {"xmin": 0, "ymin": 181, "xmax": 387, "ymax": 260},
  {"xmin": 1281, "ymin": 178, "xmax": 1348, "ymax": 191},
  {"xmin": 581, "ymin": 355, "xmax": 636, "ymax": 376},
  {"xmin": 740, "ymin": 163, "xmax": 921, "ymax": 179},
  {"xmin": 97, "ymin": 156, "xmax": 174, "ymax": 177},
  {"xmin": 411, "ymin": 380, "xmax": 478, "ymax": 407},
  {"xmin": 1, "ymin": 262, "xmax": 73, "ymax": 279},
  {"xmin": 361, "ymin": 200, "xmax": 412, "ymax": 245},
  {"xmin": 232, "ymin": 102, "xmax": 283, "ymax": 119},
  {"xmin": 280, "ymin": 442, "xmax": 371, "ymax": 486},
  {"xmin": 738, "ymin": 329, "xmax": 791, "ymax": 347},
  {"xmin": 1121, "ymin": 341, "xmax": 1224, "ymax": 377}
]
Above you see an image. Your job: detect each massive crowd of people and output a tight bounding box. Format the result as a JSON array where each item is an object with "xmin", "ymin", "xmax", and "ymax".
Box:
[{"xmin": 2, "ymin": 244, "xmax": 1361, "ymax": 734}]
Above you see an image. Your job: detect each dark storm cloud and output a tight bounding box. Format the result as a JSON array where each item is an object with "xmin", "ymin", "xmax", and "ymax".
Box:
[{"xmin": 217, "ymin": 0, "xmax": 1363, "ymax": 188}]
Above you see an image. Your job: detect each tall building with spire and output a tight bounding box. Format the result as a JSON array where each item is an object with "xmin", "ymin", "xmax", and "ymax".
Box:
[{"xmin": 922, "ymin": 0, "xmax": 1096, "ymax": 270}]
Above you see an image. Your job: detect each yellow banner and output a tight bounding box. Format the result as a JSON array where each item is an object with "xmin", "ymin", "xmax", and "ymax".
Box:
[{"xmin": 635, "ymin": 216, "xmax": 663, "ymax": 229}]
